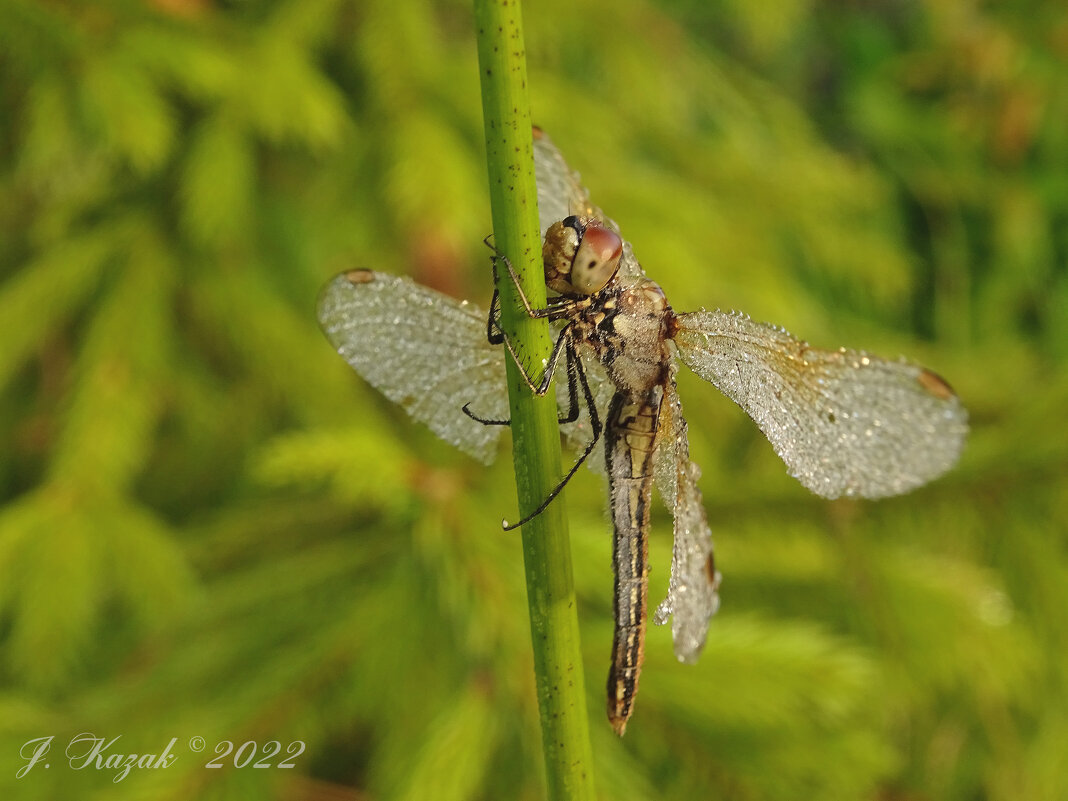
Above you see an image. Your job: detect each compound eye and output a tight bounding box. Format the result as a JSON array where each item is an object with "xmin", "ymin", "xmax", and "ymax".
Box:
[{"xmin": 570, "ymin": 224, "xmax": 623, "ymax": 294}]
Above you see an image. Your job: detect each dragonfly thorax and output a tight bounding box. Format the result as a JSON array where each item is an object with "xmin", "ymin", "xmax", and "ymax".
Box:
[{"xmin": 543, "ymin": 215, "xmax": 623, "ymax": 296}]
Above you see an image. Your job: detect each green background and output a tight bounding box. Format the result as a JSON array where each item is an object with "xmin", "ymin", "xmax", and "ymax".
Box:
[{"xmin": 1, "ymin": 0, "xmax": 1065, "ymax": 798}]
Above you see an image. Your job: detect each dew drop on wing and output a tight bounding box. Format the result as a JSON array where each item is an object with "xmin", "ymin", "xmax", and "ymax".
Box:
[
  {"xmin": 316, "ymin": 270, "xmax": 512, "ymax": 464},
  {"xmin": 669, "ymin": 309, "xmax": 968, "ymax": 499},
  {"xmin": 653, "ymin": 372, "xmax": 721, "ymax": 664}
]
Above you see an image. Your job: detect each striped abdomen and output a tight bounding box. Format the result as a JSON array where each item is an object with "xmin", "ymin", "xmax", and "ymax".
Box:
[{"xmin": 604, "ymin": 391, "xmax": 662, "ymax": 735}]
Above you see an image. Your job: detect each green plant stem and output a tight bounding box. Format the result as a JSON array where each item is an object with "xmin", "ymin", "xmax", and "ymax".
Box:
[{"xmin": 473, "ymin": 2, "xmax": 596, "ymax": 799}]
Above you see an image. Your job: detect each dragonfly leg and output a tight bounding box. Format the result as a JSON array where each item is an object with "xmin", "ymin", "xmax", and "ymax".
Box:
[
  {"xmin": 500, "ymin": 322, "xmax": 569, "ymax": 395},
  {"xmin": 502, "ymin": 342, "xmax": 603, "ymax": 531},
  {"xmin": 486, "ymin": 237, "xmax": 587, "ymax": 322},
  {"xmin": 484, "ymin": 236, "xmax": 553, "ymax": 321},
  {"xmin": 554, "ymin": 340, "xmax": 583, "ymax": 425},
  {"xmin": 484, "ymin": 248, "xmax": 566, "ymax": 387},
  {"xmin": 462, "ymin": 327, "xmax": 574, "ymax": 425},
  {"xmin": 485, "ymin": 287, "xmax": 504, "ymax": 346}
]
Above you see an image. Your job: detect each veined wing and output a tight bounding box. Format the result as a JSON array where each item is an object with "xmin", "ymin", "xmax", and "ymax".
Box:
[
  {"xmin": 319, "ymin": 270, "xmax": 611, "ymax": 465},
  {"xmin": 672, "ymin": 310, "xmax": 968, "ymax": 499},
  {"xmin": 317, "ymin": 270, "xmax": 509, "ymax": 464},
  {"xmin": 653, "ymin": 369, "xmax": 721, "ymax": 663}
]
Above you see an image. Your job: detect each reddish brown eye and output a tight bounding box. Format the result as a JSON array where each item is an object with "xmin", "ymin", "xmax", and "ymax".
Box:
[
  {"xmin": 566, "ymin": 224, "xmax": 622, "ymax": 294},
  {"xmin": 581, "ymin": 225, "xmax": 623, "ymax": 266}
]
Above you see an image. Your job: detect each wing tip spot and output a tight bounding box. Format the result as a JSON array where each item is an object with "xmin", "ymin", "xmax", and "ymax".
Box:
[
  {"xmin": 344, "ymin": 269, "xmax": 376, "ymax": 285},
  {"xmin": 704, "ymin": 552, "xmax": 718, "ymax": 585},
  {"xmin": 916, "ymin": 368, "xmax": 956, "ymax": 401}
]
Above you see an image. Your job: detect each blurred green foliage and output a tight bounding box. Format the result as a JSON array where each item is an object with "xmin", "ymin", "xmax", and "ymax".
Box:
[{"xmin": 1, "ymin": 0, "xmax": 1065, "ymax": 799}]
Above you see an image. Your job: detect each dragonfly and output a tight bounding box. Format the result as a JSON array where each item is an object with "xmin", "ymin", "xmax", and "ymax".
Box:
[{"xmin": 317, "ymin": 129, "xmax": 968, "ymax": 735}]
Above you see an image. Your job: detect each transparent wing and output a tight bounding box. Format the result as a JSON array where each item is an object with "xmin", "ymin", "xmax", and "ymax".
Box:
[
  {"xmin": 653, "ymin": 370, "xmax": 721, "ymax": 663},
  {"xmin": 317, "ymin": 270, "xmax": 509, "ymax": 464},
  {"xmin": 672, "ymin": 310, "xmax": 968, "ymax": 498}
]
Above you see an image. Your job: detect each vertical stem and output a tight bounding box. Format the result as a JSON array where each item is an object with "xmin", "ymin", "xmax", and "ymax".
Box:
[{"xmin": 472, "ymin": 1, "xmax": 597, "ymax": 799}]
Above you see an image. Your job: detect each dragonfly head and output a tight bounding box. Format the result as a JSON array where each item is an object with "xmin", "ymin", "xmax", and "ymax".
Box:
[{"xmin": 543, "ymin": 216, "xmax": 623, "ymax": 296}]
